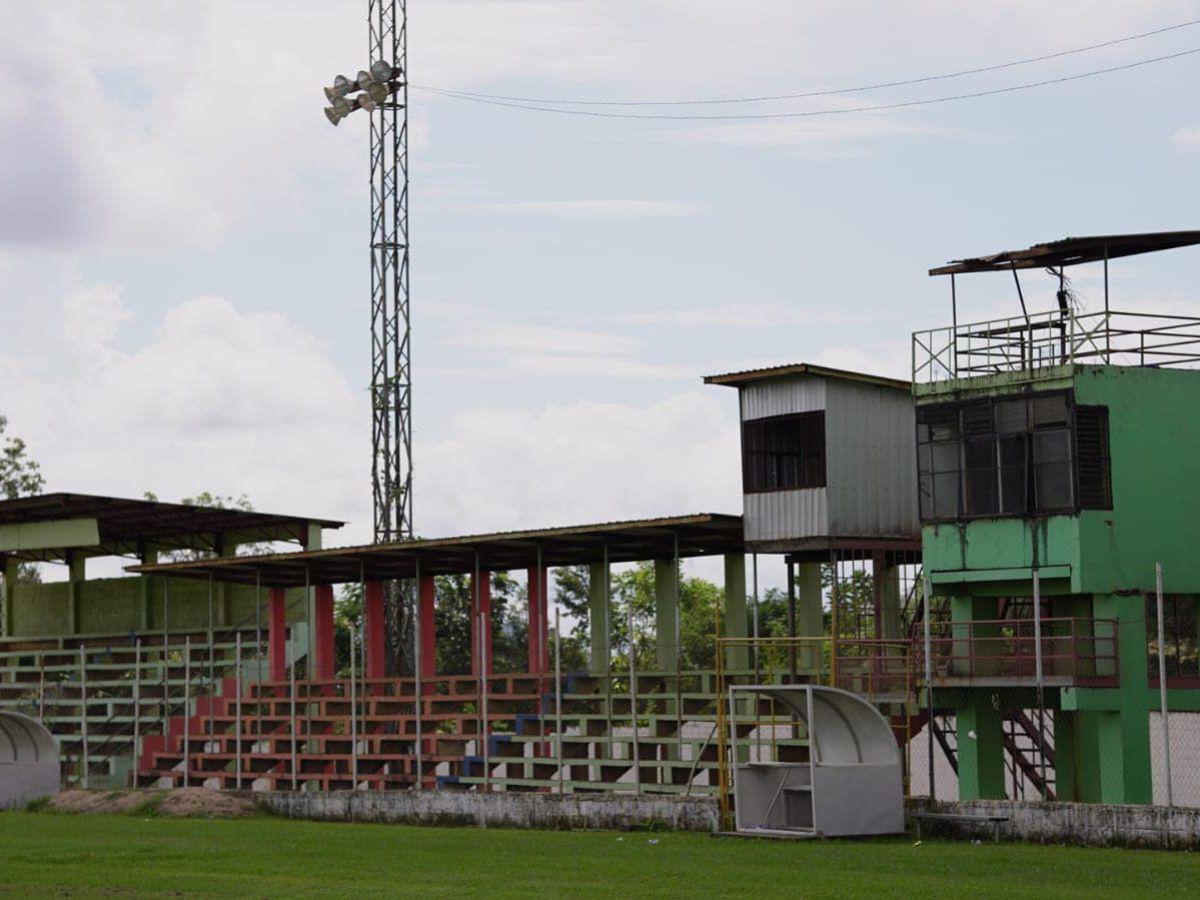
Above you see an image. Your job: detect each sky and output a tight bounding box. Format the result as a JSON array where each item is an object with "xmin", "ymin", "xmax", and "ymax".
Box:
[{"xmin": 3, "ymin": 1, "xmax": 1200, "ymax": 586}]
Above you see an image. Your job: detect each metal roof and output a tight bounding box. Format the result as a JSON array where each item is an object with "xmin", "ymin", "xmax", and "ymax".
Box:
[
  {"xmin": 929, "ymin": 230, "xmax": 1200, "ymax": 276},
  {"xmin": 0, "ymin": 493, "xmax": 343, "ymax": 561},
  {"xmin": 703, "ymin": 362, "xmax": 910, "ymax": 392},
  {"xmin": 126, "ymin": 513, "xmax": 745, "ymax": 587}
]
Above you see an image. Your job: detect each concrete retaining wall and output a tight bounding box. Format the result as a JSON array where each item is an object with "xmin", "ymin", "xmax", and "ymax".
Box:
[
  {"xmin": 910, "ymin": 799, "xmax": 1200, "ymax": 849},
  {"xmin": 260, "ymin": 790, "xmax": 719, "ymax": 832}
]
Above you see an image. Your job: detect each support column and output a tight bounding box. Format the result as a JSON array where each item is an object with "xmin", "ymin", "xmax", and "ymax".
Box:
[
  {"xmin": 418, "ymin": 575, "xmax": 436, "ymax": 678},
  {"xmin": 796, "ymin": 562, "xmax": 823, "ymax": 673},
  {"xmin": 268, "ymin": 587, "xmax": 287, "ymax": 681},
  {"xmin": 955, "ymin": 692, "xmax": 1007, "ymax": 800},
  {"xmin": 66, "ymin": 550, "xmax": 84, "ymax": 635},
  {"xmin": 527, "ymin": 566, "xmax": 549, "ymax": 673},
  {"xmin": 312, "ymin": 585, "xmax": 335, "ymax": 681},
  {"xmin": 3, "ymin": 556, "xmax": 18, "ymax": 638},
  {"xmin": 873, "ymin": 554, "xmax": 902, "ymax": 640},
  {"xmin": 1090, "ymin": 592, "xmax": 1152, "ymax": 803},
  {"xmin": 588, "ymin": 562, "xmax": 609, "ymax": 674},
  {"xmin": 214, "ymin": 536, "xmax": 237, "ymax": 626},
  {"xmin": 363, "ymin": 580, "xmax": 387, "ymax": 680},
  {"xmin": 654, "ymin": 559, "xmax": 679, "ymax": 671},
  {"xmin": 723, "ymin": 554, "xmax": 749, "ymax": 672},
  {"xmin": 471, "ymin": 572, "xmax": 492, "ymax": 675}
]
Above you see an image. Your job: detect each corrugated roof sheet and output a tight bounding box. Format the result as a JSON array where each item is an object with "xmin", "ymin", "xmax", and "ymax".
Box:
[{"xmin": 702, "ymin": 362, "xmax": 910, "ymax": 391}]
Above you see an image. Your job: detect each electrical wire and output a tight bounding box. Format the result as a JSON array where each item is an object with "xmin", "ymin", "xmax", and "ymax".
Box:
[
  {"xmin": 412, "ymin": 17, "xmax": 1200, "ymax": 107},
  {"xmin": 415, "ymin": 45, "xmax": 1200, "ymax": 121}
]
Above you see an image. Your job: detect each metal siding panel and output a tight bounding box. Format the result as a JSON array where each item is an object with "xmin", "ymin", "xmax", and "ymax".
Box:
[
  {"xmin": 825, "ymin": 380, "xmax": 919, "ymax": 539},
  {"xmin": 740, "ymin": 378, "xmax": 825, "ymax": 421},
  {"xmin": 743, "ymin": 489, "xmax": 828, "ymax": 541}
]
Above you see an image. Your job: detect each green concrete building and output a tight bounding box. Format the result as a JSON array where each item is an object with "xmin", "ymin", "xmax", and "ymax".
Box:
[{"xmin": 913, "ymin": 231, "xmax": 1200, "ymax": 804}]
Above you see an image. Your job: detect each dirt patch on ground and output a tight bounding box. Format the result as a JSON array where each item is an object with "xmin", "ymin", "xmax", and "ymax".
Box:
[
  {"xmin": 156, "ymin": 787, "xmax": 254, "ymax": 818},
  {"xmin": 47, "ymin": 788, "xmax": 254, "ymax": 818}
]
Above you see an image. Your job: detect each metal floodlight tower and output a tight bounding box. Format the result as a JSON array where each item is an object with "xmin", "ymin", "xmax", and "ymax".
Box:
[{"xmin": 322, "ymin": 1, "xmax": 412, "ymax": 547}]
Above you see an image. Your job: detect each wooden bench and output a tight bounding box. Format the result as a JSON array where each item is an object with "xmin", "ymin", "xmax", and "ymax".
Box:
[{"xmin": 911, "ymin": 811, "xmax": 1009, "ymax": 843}]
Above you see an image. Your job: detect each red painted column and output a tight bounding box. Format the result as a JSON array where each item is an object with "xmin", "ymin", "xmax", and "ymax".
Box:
[
  {"xmin": 419, "ymin": 575, "xmax": 437, "ymax": 678},
  {"xmin": 527, "ymin": 566, "xmax": 550, "ymax": 673},
  {"xmin": 363, "ymin": 581, "xmax": 387, "ymax": 680},
  {"xmin": 471, "ymin": 573, "xmax": 492, "ymax": 675},
  {"xmin": 313, "ymin": 584, "xmax": 336, "ymax": 681},
  {"xmin": 268, "ymin": 587, "xmax": 288, "ymax": 681}
]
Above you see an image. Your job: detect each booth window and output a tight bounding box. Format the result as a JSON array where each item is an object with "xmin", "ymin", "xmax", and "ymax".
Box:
[
  {"xmin": 917, "ymin": 391, "xmax": 1111, "ymax": 521},
  {"xmin": 742, "ymin": 411, "xmax": 826, "ymax": 493}
]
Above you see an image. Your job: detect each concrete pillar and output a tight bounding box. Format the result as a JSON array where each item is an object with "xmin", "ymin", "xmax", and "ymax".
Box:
[
  {"xmin": 214, "ymin": 536, "xmax": 237, "ymax": 626},
  {"xmin": 363, "ymin": 580, "xmax": 387, "ymax": 680},
  {"xmin": 138, "ymin": 545, "xmax": 157, "ymax": 632},
  {"xmin": 956, "ymin": 693, "xmax": 1007, "ymax": 800},
  {"xmin": 724, "ymin": 554, "xmax": 749, "ymax": 672},
  {"xmin": 302, "ymin": 526, "xmax": 322, "ymax": 673},
  {"xmin": 268, "ymin": 587, "xmax": 287, "ymax": 681},
  {"xmin": 873, "ymin": 555, "xmax": 902, "ymax": 640},
  {"xmin": 654, "ymin": 559, "xmax": 679, "ymax": 671},
  {"xmin": 418, "ymin": 575, "xmax": 436, "ymax": 678},
  {"xmin": 3, "ymin": 556, "xmax": 18, "ymax": 638},
  {"xmin": 796, "ymin": 563, "xmax": 823, "ymax": 673},
  {"xmin": 66, "ymin": 550, "xmax": 85, "ymax": 635},
  {"xmin": 527, "ymin": 566, "xmax": 549, "ymax": 674},
  {"xmin": 1090, "ymin": 592, "xmax": 1152, "ymax": 804},
  {"xmin": 312, "ymin": 585, "xmax": 335, "ymax": 680},
  {"xmin": 588, "ymin": 562, "xmax": 609, "ymax": 674},
  {"xmin": 471, "ymin": 572, "xmax": 492, "ymax": 675}
]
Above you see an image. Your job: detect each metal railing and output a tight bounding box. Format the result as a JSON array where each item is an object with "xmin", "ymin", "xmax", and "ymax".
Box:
[
  {"xmin": 913, "ymin": 309, "xmax": 1200, "ymax": 383},
  {"xmin": 915, "ymin": 617, "xmax": 1119, "ymax": 685}
]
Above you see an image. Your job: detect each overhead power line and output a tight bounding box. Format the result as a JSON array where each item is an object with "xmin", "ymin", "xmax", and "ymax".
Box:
[
  {"xmin": 414, "ymin": 17, "xmax": 1200, "ymax": 107},
  {"xmin": 416, "ymin": 45, "xmax": 1200, "ymax": 121}
]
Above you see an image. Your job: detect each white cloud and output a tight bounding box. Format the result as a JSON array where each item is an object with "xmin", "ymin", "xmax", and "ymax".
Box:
[
  {"xmin": 1172, "ymin": 126, "xmax": 1200, "ymax": 148},
  {"xmin": 445, "ymin": 324, "xmax": 639, "ymax": 355},
  {"xmin": 509, "ymin": 354, "xmax": 694, "ymax": 380},
  {"xmin": 418, "ymin": 392, "xmax": 741, "ymax": 537},
  {"xmin": 618, "ymin": 302, "xmax": 888, "ymax": 328},
  {"xmin": 469, "ymin": 199, "xmax": 705, "ymax": 218},
  {"xmin": 63, "ymin": 283, "xmax": 131, "ymax": 363}
]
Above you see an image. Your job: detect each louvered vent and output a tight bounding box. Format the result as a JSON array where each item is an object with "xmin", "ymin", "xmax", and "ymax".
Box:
[{"xmin": 1074, "ymin": 405, "xmax": 1112, "ymax": 509}]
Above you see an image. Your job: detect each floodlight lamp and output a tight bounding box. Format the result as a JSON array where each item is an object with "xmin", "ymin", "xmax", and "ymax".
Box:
[
  {"xmin": 323, "ymin": 74, "xmax": 354, "ymax": 103},
  {"xmin": 366, "ymin": 81, "xmax": 389, "ymax": 103},
  {"xmin": 357, "ymin": 70, "xmax": 373, "ymax": 89},
  {"xmin": 357, "ymin": 94, "xmax": 377, "ymax": 112},
  {"xmin": 324, "ymin": 106, "xmax": 345, "ymax": 126},
  {"xmin": 331, "ymin": 94, "xmax": 353, "ymax": 115},
  {"xmin": 369, "ymin": 60, "xmax": 396, "ymax": 83}
]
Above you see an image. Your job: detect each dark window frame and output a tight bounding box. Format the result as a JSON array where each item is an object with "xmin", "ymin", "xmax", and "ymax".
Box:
[
  {"xmin": 742, "ymin": 411, "xmax": 827, "ymax": 494},
  {"xmin": 917, "ymin": 390, "xmax": 1112, "ymax": 522}
]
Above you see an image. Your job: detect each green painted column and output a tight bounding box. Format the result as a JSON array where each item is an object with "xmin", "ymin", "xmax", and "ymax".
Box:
[
  {"xmin": 796, "ymin": 563, "xmax": 823, "ymax": 673},
  {"xmin": 955, "ymin": 693, "xmax": 1007, "ymax": 799},
  {"xmin": 1090, "ymin": 592, "xmax": 1152, "ymax": 804},
  {"xmin": 723, "ymin": 554, "xmax": 749, "ymax": 672},
  {"xmin": 2, "ymin": 556, "xmax": 17, "ymax": 638},
  {"xmin": 654, "ymin": 559, "xmax": 679, "ymax": 671},
  {"xmin": 215, "ymin": 537, "xmax": 237, "ymax": 627},
  {"xmin": 875, "ymin": 561, "xmax": 902, "ymax": 640},
  {"xmin": 588, "ymin": 562, "xmax": 609, "ymax": 674},
  {"xmin": 66, "ymin": 550, "xmax": 85, "ymax": 635},
  {"xmin": 138, "ymin": 546, "xmax": 157, "ymax": 632}
]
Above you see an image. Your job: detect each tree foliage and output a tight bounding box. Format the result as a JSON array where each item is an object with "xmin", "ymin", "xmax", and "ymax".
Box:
[{"xmin": 0, "ymin": 416, "xmax": 45, "ymax": 585}]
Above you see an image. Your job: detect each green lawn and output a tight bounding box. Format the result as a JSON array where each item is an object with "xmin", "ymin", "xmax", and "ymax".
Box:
[{"xmin": 0, "ymin": 812, "xmax": 1195, "ymax": 898}]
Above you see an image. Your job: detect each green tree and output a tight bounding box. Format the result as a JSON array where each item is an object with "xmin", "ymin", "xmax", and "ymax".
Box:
[{"xmin": 0, "ymin": 416, "xmax": 45, "ymax": 586}]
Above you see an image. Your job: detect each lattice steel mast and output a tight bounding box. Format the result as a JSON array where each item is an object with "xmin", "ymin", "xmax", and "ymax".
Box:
[{"xmin": 368, "ymin": 0, "xmax": 412, "ymax": 543}]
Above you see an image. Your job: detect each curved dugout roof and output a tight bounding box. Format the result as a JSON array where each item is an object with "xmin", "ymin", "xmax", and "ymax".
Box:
[
  {"xmin": 0, "ymin": 712, "xmax": 57, "ymax": 764},
  {"xmin": 746, "ymin": 685, "xmax": 899, "ymax": 766}
]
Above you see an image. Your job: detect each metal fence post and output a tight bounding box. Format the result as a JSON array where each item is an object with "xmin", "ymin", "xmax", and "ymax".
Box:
[
  {"xmin": 350, "ymin": 622, "xmax": 358, "ymax": 790},
  {"xmin": 555, "ymin": 607, "xmax": 563, "ymax": 795},
  {"xmin": 480, "ymin": 613, "xmax": 490, "ymax": 793},
  {"xmin": 289, "ymin": 629, "xmax": 298, "ymax": 791},
  {"xmin": 79, "ymin": 645, "xmax": 89, "ymax": 789},
  {"xmin": 413, "ymin": 558, "xmax": 423, "ymax": 791},
  {"xmin": 1156, "ymin": 562, "xmax": 1173, "ymax": 807},
  {"xmin": 235, "ymin": 632, "xmax": 243, "ymax": 791},
  {"xmin": 628, "ymin": 605, "xmax": 640, "ymax": 795},
  {"xmin": 923, "ymin": 574, "xmax": 934, "ymax": 799},
  {"xmin": 1033, "ymin": 569, "xmax": 1048, "ymax": 800},
  {"xmin": 133, "ymin": 638, "xmax": 142, "ymax": 785},
  {"xmin": 183, "ymin": 635, "xmax": 191, "ymax": 788}
]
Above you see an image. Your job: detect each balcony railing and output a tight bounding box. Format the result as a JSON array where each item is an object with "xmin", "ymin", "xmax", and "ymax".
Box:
[
  {"xmin": 914, "ymin": 617, "xmax": 1119, "ymax": 686},
  {"xmin": 913, "ymin": 309, "xmax": 1200, "ymax": 383}
]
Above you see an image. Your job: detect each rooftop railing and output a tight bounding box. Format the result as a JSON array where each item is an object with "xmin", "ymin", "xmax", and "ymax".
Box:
[{"xmin": 913, "ymin": 309, "xmax": 1200, "ymax": 383}]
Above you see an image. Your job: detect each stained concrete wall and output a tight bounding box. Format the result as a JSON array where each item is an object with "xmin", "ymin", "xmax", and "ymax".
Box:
[
  {"xmin": 910, "ymin": 799, "xmax": 1200, "ymax": 849},
  {"xmin": 260, "ymin": 790, "xmax": 719, "ymax": 832}
]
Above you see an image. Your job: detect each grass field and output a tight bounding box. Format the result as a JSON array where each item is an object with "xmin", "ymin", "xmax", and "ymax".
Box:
[{"xmin": 1, "ymin": 812, "xmax": 1196, "ymax": 898}]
